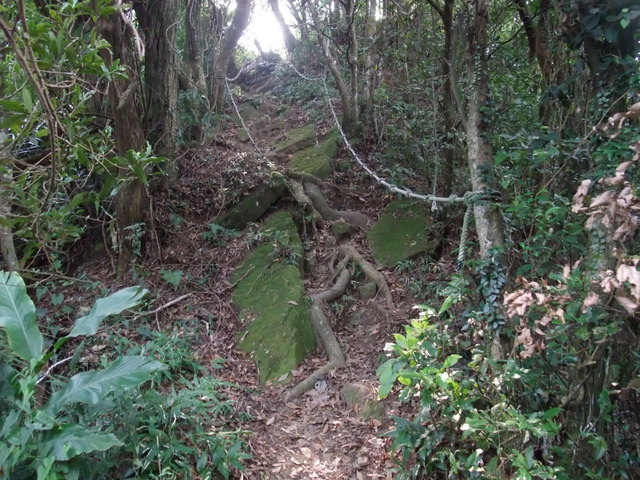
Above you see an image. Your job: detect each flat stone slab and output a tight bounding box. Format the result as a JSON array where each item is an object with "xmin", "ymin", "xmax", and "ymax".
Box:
[
  {"xmin": 275, "ymin": 124, "xmax": 316, "ymax": 154},
  {"xmin": 232, "ymin": 212, "xmax": 314, "ymax": 382},
  {"xmin": 288, "ymin": 130, "xmax": 338, "ymax": 180},
  {"xmin": 367, "ymin": 199, "xmax": 439, "ymax": 268}
]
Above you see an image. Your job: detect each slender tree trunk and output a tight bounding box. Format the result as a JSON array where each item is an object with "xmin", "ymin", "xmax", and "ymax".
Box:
[
  {"xmin": 310, "ymin": 2, "xmax": 355, "ymax": 131},
  {"xmin": 346, "ymin": 0, "xmax": 359, "ymax": 127},
  {"xmin": 134, "ymin": 0, "xmax": 179, "ymax": 157},
  {"xmin": 0, "ymin": 154, "xmax": 19, "ymax": 271},
  {"xmin": 185, "ymin": 0, "xmax": 206, "ymax": 91},
  {"xmin": 466, "ymin": 0, "xmax": 505, "ymax": 361},
  {"xmin": 465, "ymin": 0, "xmax": 504, "ymax": 259},
  {"xmin": 269, "ymin": 0, "xmax": 298, "ymax": 54},
  {"xmin": 98, "ymin": 8, "xmax": 148, "ymax": 275},
  {"xmin": 209, "ymin": 0, "xmax": 253, "ymax": 112}
]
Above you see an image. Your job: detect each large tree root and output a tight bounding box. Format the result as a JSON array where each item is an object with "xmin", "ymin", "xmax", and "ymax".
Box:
[
  {"xmin": 303, "ymin": 183, "xmax": 371, "ymax": 228},
  {"xmin": 286, "ymin": 178, "xmax": 324, "ymax": 230},
  {"xmin": 286, "ymin": 244, "xmax": 395, "ymax": 399}
]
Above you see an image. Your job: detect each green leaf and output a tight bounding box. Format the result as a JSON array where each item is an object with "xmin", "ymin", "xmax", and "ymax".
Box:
[
  {"xmin": 620, "ymin": 17, "xmax": 630, "ymax": 29},
  {"xmin": 21, "ymin": 88, "xmax": 33, "ymax": 111},
  {"xmin": 68, "ymin": 286, "xmax": 148, "ymax": 338},
  {"xmin": 442, "ymin": 354, "xmax": 462, "ymax": 370},
  {"xmin": 44, "ymin": 355, "xmax": 166, "ymax": 416},
  {"xmin": 0, "ymin": 271, "xmax": 43, "ymax": 361},
  {"xmin": 0, "ymin": 100, "xmax": 27, "ymax": 114},
  {"xmin": 377, "ymin": 359, "xmax": 403, "ymax": 399},
  {"xmin": 41, "ymin": 424, "xmax": 123, "ymax": 461},
  {"xmin": 36, "ymin": 456, "xmax": 55, "ymax": 480}
]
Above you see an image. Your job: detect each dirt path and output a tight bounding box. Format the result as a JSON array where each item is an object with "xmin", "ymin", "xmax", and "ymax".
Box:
[{"xmin": 117, "ymin": 80, "xmax": 416, "ymax": 479}]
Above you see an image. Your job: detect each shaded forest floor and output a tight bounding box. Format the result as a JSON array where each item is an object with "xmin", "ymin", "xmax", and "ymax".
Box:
[{"xmin": 61, "ymin": 70, "xmax": 439, "ymax": 479}]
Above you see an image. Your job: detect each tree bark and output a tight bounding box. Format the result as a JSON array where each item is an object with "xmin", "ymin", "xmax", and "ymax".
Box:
[
  {"xmin": 134, "ymin": 0, "xmax": 179, "ymax": 157},
  {"xmin": 269, "ymin": 0, "xmax": 297, "ymax": 54},
  {"xmin": 465, "ymin": 0, "xmax": 504, "ymax": 259},
  {"xmin": 209, "ymin": 0, "xmax": 253, "ymax": 112},
  {"xmin": 98, "ymin": 7, "xmax": 148, "ymax": 275},
  {"xmin": 185, "ymin": 0, "xmax": 206, "ymax": 91}
]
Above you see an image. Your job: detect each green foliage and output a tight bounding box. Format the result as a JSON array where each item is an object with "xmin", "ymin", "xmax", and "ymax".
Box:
[
  {"xmin": 160, "ymin": 269, "xmax": 185, "ymax": 290},
  {"xmin": 202, "ymin": 223, "xmax": 241, "ymax": 246},
  {"xmin": 108, "ymin": 376, "xmax": 250, "ymax": 480},
  {"xmin": 0, "ymin": 272, "xmax": 164, "ymax": 479},
  {"xmin": 378, "ymin": 306, "xmax": 566, "ymax": 479}
]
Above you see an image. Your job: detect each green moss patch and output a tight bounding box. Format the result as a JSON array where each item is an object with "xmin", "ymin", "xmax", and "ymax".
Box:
[
  {"xmin": 288, "ymin": 130, "xmax": 339, "ymax": 179},
  {"xmin": 274, "ymin": 124, "xmax": 316, "ymax": 154},
  {"xmin": 232, "ymin": 212, "xmax": 314, "ymax": 382},
  {"xmin": 215, "ymin": 176, "xmax": 286, "ymax": 229},
  {"xmin": 367, "ymin": 199, "xmax": 439, "ymax": 267}
]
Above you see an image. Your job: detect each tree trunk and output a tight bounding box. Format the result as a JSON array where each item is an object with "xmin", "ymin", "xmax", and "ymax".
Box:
[
  {"xmin": 309, "ymin": 2, "xmax": 356, "ymax": 132},
  {"xmin": 465, "ymin": 0, "xmax": 504, "ymax": 259},
  {"xmin": 97, "ymin": 8, "xmax": 148, "ymax": 275},
  {"xmin": 185, "ymin": 0, "xmax": 206, "ymax": 91},
  {"xmin": 269, "ymin": 0, "xmax": 298, "ymax": 54},
  {"xmin": 134, "ymin": 0, "xmax": 179, "ymax": 157},
  {"xmin": 0, "ymin": 154, "xmax": 19, "ymax": 271},
  {"xmin": 209, "ymin": 0, "xmax": 253, "ymax": 112}
]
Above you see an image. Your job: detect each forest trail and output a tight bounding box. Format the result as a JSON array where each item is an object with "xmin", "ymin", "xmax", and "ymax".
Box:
[{"xmin": 104, "ymin": 70, "xmax": 422, "ymax": 479}]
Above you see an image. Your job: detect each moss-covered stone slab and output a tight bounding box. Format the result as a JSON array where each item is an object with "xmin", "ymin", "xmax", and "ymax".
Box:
[
  {"xmin": 288, "ymin": 130, "xmax": 339, "ymax": 180},
  {"xmin": 233, "ymin": 212, "xmax": 314, "ymax": 382},
  {"xmin": 367, "ymin": 199, "xmax": 439, "ymax": 268},
  {"xmin": 340, "ymin": 382, "xmax": 386, "ymax": 421},
  {"xmin": 275, "ymin": 124, "xmax": 316, "ymax": 154},
  {"xmin": 215, "ymin": 175, "xmax": 286, "ymax": 229}
]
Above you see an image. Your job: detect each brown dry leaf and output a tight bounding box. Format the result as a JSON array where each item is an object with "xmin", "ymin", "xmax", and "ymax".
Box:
[
  {"xmin": 600, "ymin": 273, "xmax": 619, "ymax": 293},
  {"xmin": 572, "ymin": 179, "xmax": 592, "ymax": 212},
  {"xmin": 504, "ymin": 290, "xmax": 535, "ymax": 318},
  {"xmin": 582, "ymin": 292, "xmax": 600, "ymax": 311},
  {"xmin": 617, "ymin": 263, "xmax": 640, "ymax": 299},
  {"xmin": 563, "ymin": 264, "xmax": 572, "ymax": 279},
  {"xmin": 515, "ymin": 328, "xmax": 535, "ymax": 358},
  {"xmin": 627, "ymin": 101, "xmax": 640, "ymax": 120},
  {"xmin": 590, "ymin": 190, "xmax": 615, "ymax": 209},
  {"xmin": 615, "ymin": 294, "xmax": 638, "ymax": 315}
]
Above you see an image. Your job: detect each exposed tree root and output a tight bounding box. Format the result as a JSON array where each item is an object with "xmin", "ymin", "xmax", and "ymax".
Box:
[
  {"xmin": 286, "ymin": 268, "xmax": 350, "ymax": 400},
  {"xmin": 337, "ymin": 244, "xmax": 395, "ymax": 308},
  {"xmin": 303, "ymin": 183, "xmax": 371, "ymax": 228},
  {"xmin": 286, "ymin": 243, "xmax": 394, "ymax": 399},
  {"xmin": 286, "ymin": 178, "xmax": 324, "ymax": 230}
]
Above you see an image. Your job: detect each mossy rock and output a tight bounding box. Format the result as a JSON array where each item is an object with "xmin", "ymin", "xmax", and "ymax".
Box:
[
  {"xmin": 288, "ymin": 130, "xmax": 339, "ymax": 179},
  {"xmin": 215, "ymin": 175, "xmax": 286, "ymax": 229},
  {"xmin": 367, "ymin": 199, "xmax": 438, "ymax": 268},
  {"xmin": 232, "ymin": 101, "xmax": 262, "ymax": 124},
  {"xmin": 275, "ymin": 124, "xmax": 316, "ymax": 154},
  {"xmin": 233, "ymin": 212, "xmax": 314, "ymax": 382},
  {"xmin": 340, "ymin": 382, "xmax": 386, "ymax": 421}
]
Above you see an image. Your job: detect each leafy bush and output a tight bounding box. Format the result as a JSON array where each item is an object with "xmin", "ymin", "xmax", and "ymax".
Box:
[
  {"xmin": 0, "ymin": 272, "xmax": 164, "ymax": 479},
  {"xmin": 379, "ymin": 135, "xmax": 640, "ymax": 479}
]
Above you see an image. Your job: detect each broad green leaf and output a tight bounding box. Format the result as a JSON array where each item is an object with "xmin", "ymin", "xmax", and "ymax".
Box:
[
  {"xmin": 68, "ymin": 286, "xmax": 148, "ymax": 337},
  {"xmin": 442, "ymin": 354, "xmax": 462, "ymax": 370},
  {"xmin": 36, "ymin": 456, "xmax": 55, "ymax": 480},
  {"xmin": 377, "ymin": 359, "xmax": 403, "ymax": 399},
  {"xmin": 0, "ymin": 271, "xmax": 43, "ymax": 361},
  {"xmin": 41, "ymin": 424, "xmax": 123, "ymax": 461},
  {"xmin": 0, "ymin": 100, "xmax": 27, "ymax": 114},
  {"xmin": 44, "ymin": 355, "xmax": 166, "ymax": 416}
]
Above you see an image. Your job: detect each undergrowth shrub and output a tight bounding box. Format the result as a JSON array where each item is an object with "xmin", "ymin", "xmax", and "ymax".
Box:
[
  {"xmin": 379, "ymin": 108, "xmax": 640, "ymax": 479},
  {"xmin": 0, "ymin": 274, "xmax": 250, "ymax": 479}
]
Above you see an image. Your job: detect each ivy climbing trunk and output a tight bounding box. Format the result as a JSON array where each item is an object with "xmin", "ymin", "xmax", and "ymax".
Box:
[
  {"xmin": 465, "ymin": 0, "xmax": 504, "ymax": 259},
  {"xmin": 465, "ymin": 0, "xmax": 505, "ymax": 361},
  {"xmin": 98, "ymin": 8, "xmax": 148, "ymax": 275}
]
